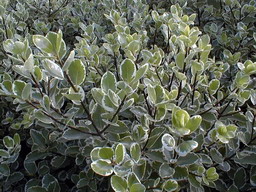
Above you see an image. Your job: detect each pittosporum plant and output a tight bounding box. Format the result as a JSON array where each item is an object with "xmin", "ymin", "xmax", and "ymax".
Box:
[{"xmin": 0, "ymin": 0, "xmax": 256, "ymax": 192}]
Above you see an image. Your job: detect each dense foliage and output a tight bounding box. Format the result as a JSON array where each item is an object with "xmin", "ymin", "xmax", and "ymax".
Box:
[{"xmin": 0, "ymin": 0, "xmax": 256, "ymax": 191}]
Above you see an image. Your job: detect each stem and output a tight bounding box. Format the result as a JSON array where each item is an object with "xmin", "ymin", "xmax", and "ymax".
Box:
[
  {"xmin": 57, "ymin": 58, "xmax": 103, "ymax": 138},
  {"xmin": 168, "ymin": 72, "xmax": 175, "ymax": 91},
  {"xmin": 31, "ymin": 73, "xmax": 44, "ymax": 97},
  {"xmin": 100, "ymin": 96, "xmax": 127, "ymax": 134},
  {"xmin": 251, "ymin": 113, "xmax": 255, "ymax": 141},
  {"xmin": 155, "ymin": 67, "xmax": 163, "ymax": 86},
  {"xmin": 191, "ymin": 73, "xmax": 197, "ymax": 105},
  {"xmin": 113, "ymin": 53, "xmax": 120, "ymax": 81},
  {"xmin": 142, "ymin": 123, "xmax": 154, "ymax": 151},
  {"xmin": 26, "ymin": 100, "xmax": 98, "ymax": 136}
]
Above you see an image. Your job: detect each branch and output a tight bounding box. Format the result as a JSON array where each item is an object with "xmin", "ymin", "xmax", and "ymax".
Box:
[
  {"xmin": 100, "ymin": 96, "xmax": 127, "ymax": 134},
  {"xmin": 26, "ymin": 100, "xmax": 98, "ymax": 136}
]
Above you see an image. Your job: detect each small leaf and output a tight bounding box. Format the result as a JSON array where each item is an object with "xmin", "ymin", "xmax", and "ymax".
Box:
[
  {"xmin": 34, "ymin": 110, "xmax": 53, "ymax": 124},
  {"xmin": 234, "ymin": 167, "xmax": 246, "ymax": 189},
  {"xmin": 147, "ymin": 85, "xmax": 156, "ymax": 104},
  {"xmin": 0, "ymin": 164, "xmax": 10, "ymax": 176},
  {"xmin": 99, "ymin": 147, "xmax": 114, "ymax": 159},
  {"xmin": 177, "ymin": 153, "xmax": 199, "ymax": 166},
  {"xmin": 67, "ymin": 59, "xmax": 86, "ymax": 85},
  {"xmin": 22, "ymin": 83, "xmax": 32, "ymax": 100},
  {"xmin": 120, "ymin": 59, "xmax": 136, "ymax": 83},
  {"xmin": 132, "ymin": 63, "xmax": 149, "ymax": 83},
  {"xmin": 185, "ymin": 115, "xmax": 202, "ymax": 133},
  {"xmin": 30, "ymin": 129, "xmax": 46, "ymax": 147},
  {"xmin": 111, "ymin": 175, "xmax": 128, "ymax": 192},
  {"xmin": 62, "ymin": 93, "xmax": 82, "ymax": 101},
  {"xmin": 62, "ymin": 129, "xmax": 88, "ymax": 140},
  {"xmin": 209, "ymin": 79, "xmax": 220, "ymax": 95},
  {"xmin": 0, "ymin": 149, "xmax": 9, "ymax": 157},
  {"xmin": 3, "ymin": 136, "xmax": 15, "ymax": 149},
  {"xmin": 206, "ymin": 167, "xmax": 219, "ymax": 181},
  {"xmin": 33, "ymin": 35, "xmax": 53, "ymax": 54},
  {"xmin": 101, "ymin": 71, "xmax": 117, "ymax": 93},
  {"xmin": 91, "ymin": 159, "xmax": 113, "ymax": 176},
  {"xmin": 130, "ymin": 183, "xmax": 146, "ymax": 192},
  {"xmin": 24, "ymin": 54, "xmax": 35, "ymax": 72},
  {"xmin": 43, "ymin": 59, "xmax": 64, "ymax": 80},
  {"xmin": 163, "ymin": 180, "xmax": 178, "ymax": 192},
  {"xmin": 27, "ymin": 186, "xmax": 48, "ymax": 192},
  {"xmin": 127, "ymin": 173, "xmax": 140, "ymax": 188},
  {"xmin": 130, "ymin": 143, "xmax": 141, "ymax": 163},
  {"xmin": 115, "ymin": 143, "xmax": 126, "ymax": 164},
  {"xmin": 172, "ymin": 109, "xmax": 190, "ymax": 128},
  {"xmin": 12, "ymin": 65, "xmax": 31, "ymax": 79},
  {"xmin": 176, "ymin": 140, "xmax": 198, "ymax": 157},
  {"xmin": 63, "ymin": 50, "xmax": 75, "ymax": 71},
  {"xmin": 13, "ymin": 80, "xmax": 26, "ymax": 96},
  {"xmin": 176, "ymin": 51, "xmax": 185, "ymax": 70},
  {"xmin": 162, "ymin": 134, "xmax": 176, "ymax": 151},
  {"xmin": 159, "ymin": 163, "xmax": 175, "ymax": 178}
]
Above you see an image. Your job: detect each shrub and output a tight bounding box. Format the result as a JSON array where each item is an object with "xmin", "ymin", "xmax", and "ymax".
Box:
[{"xmin": 0, "ymin": 0, "xmax": 256, "ymax": 191}]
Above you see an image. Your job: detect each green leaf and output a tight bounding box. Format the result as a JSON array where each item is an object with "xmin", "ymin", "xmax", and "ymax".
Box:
[
  {"xmin": 0, "ymin": 5, "xmax": 5, "ymax": 16},
  {"xmin": 34, "ymin": 66, "xmax": 43, "ymax": 81},
  {"xmin": 99, "ymin": 147, "xmax": 114, "ymax": 159},
  {"xmin": 176, "ymin": 140, "xmax": 198, "ymax": 157},
  {"xmin": 173, "ymin": 167, "xmax": 188, "ymax": 180},
  {"xmin": 127, "ymin": 173, "xmax": 140, "ymax": 188},
  {"xmin": 235, "ymin": 153, "xmax": 256, "ymax": 165},
  {"xmin": 132, "ymin": 63, "xmax": 149, "ymax": 83},
  {"xmin": 102, "ymin": 94, "xmax": 118, "ymax": 112},
  {"xmin": 177, "ymin": 153, "xmax": 199, "ymax": 166},
  {"xmin": 12, "ymin": 65, "xmax": 31, "ymax": 79},
  {"xmin": 120, "ymin": 59, "xmax": 136, "ymax": 83},
  {"xmin": 0, "ymin": 149, "xmax": 9, "ymax": 157},
  {"xmin": 115, "ymin": 143, "xmax": 126, "ymax": 164},
  {"xmin": 130, "ymin": 183, "xmax": 146, "ymax": 192},
  {"xmin": 46, "ymin": 31, "xmax": 66, "ymax": 58},
  {"xmin": 30, "ymin": 129, "xmax": 46, "ymax": 147},
  {"xmin": 163, "ymin": 180, "xmax": 178, "ymax": 192},
  {"xmin": 33, "ymin": 35, "xmax": 53, "ymax": 54},
  {"xmin": 210, "ymin": 148, "xmax": 223, "ymax": 164},
  {"xmin": 34, "ymin": 110, "xmax": 53, "ymax": 124},
  {"xmin": 209, "ymin": 79, "xmax": 220, "ymax": 95},
  {"xmin": 27, "ymin": 186, "xmax": 48, "ymax": 192},
  {"xmin": 172, "ymin": 108, "xmax": 190, "ymax": 128},
  {"xmin": 130, "ymin": 143, "xmax": 141, "ymax": 163},
  {"xmin": 22, "ymin": 83, "xmax": 32, "ymax": 100},
  {"xmin": 206, "ymin": 167, "xmax": 219, "ymax": 181},
  {"xmin": 159, "ymin": 163, "xmax": 175, "ymax": 178},
  {"xmin": 147, "ymin": 85, "xmax": 156, "ymax": 104},
  {"xmin": 111, "ymin": 175, "xmax": 128, "ymax": 192},
  {"xmin": 185, "ymin": 115, "xmax": 202, "ymax": 133},
  {"xmin": 101, "ymin": 71, "xmax": 117, "ymax": 93},
  {"xmin": 176, "ymin": 52, "xmax": 185, "ymax": 70},
  {"xmin": 13, "ymin": 133, "xmax": 20, "ymax": 145},
  {"xmin": 91, "ymin": 88, "xmax": 104, "ymax": 105},
  {"xmin": 62, "ymin": 129, "xmax": 88, "ymax": 140},
  {"xmin": 0, "ymin": 164, "xmax": 10, "ymax": 176},
  {"xmin": 234, "ymin": 167, "xmax": 246, "ymax": 189},
  {"xmin": 3, "ymin": 136, "xmax": 15, "ymax": 149},
  {"xmin": 62, "ymin": 93, "xmax": 82, "ymax": 101},
  {"xmin": 162, "ymin": 133, "xmax": 176, "ymax": 151},
  {"xmin": 43, "ymin": 59, "xmax": 64, "ymax": 80},
  {"xmin": 13, "ymin": 80, "xmax": 26, "ymax": 96},
  {"xmin": 67, "ymin": 59, "xmax": 86, "ymax": 85},
  {"xmin": 91, "ymin": 159, "xmax": 113, "ymax": 176},
  {"xmin": 63, "ymin": 50, "xmax": 75, "ymax": 71},
  {"xmin": 24, "ymin": 54, "xmax": 35, "ymax": 73}
]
